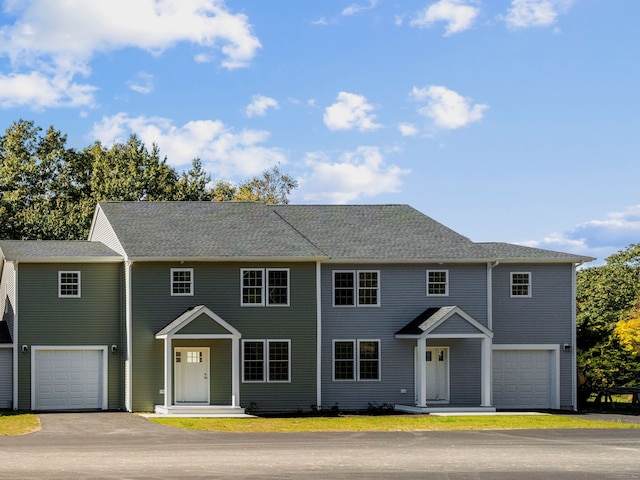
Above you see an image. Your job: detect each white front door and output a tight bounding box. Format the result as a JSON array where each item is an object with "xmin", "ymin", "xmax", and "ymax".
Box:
[
  {"xmin": 416, "ymin": 347, "xmax": 450, "ymax": 403},
  {"xmin": 174, "ymin": 347, "xmax": 210, "ymax": 403}
]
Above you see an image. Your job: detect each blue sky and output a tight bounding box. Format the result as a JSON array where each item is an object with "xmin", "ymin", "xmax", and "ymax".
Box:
[{"xmin": 0, "ymin": 0, "xmax": 638, "ymax": 264}]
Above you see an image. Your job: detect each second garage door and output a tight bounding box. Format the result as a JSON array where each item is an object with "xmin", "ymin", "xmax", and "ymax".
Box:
[
  {"xmin": 493, "ymin": 349, "xmax": 553, "ymax": 409},
  {"xmin": 34, "ymin": 349, "xmax": 105, "ymax": 411}
]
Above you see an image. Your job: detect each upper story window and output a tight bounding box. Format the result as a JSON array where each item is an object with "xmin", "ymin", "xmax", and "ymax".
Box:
[
  {"xmin": 242, "ymin": 339, "xmax": 291, "ymax": 383},
  {"xmin": 333, "ymin": 270, "xmax": 379, "ymax": 307},
  {"xmin": 427, "ymin": 270, "xmax": 448, "ymax": 296},
  {"xmin": 171, "ymin": 268, "xmax": 194, "ymax": 296},
  {"xmin": 511, "ymin": 272, "xmax": 531, "ymax": 298},
  {"xmin": 241, "ymin": 268, "xmax": 290, "ymax": 306},
  {"xmin": 59, "ymin": 271, "xmax": 81, "ymax": 298},
  {"xmin": 333, "ymin": 339, "xmax": 380, "ymax": 381}
]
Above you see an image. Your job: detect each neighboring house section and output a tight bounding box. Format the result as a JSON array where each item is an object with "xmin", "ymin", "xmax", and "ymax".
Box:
[{"xmin": 0, "ymin": 202, "xmax": 593, "ymax": 414}]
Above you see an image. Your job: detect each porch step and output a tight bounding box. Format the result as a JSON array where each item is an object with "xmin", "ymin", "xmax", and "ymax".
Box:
[
  {"xmin": 153, "ymin": 405, "xmax": 249, "ymax": 417},
  {"xmin": 395, "ymin": 404, "xmax": 496, "ymax": 414}
]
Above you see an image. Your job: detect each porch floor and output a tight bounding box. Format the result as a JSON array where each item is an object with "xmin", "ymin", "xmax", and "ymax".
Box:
[
  {"xmin": 395, "ymin": 404, "xmax": 497, "ymax": 414},
  {"xmin": 149, "ymin": 405, "xmax": 253, "ymax": 418}
]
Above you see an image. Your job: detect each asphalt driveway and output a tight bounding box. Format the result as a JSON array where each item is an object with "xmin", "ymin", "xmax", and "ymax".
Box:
[{"xmin": 1, "ymin": 412, "xmax": 639, "ymax": 479}]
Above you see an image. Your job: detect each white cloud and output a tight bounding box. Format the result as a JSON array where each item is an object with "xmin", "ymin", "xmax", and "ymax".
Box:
[
  {"xmin": 324, "ymin": 92, "xmax": 382, "ymax": 132},
  {"xmin": 411, "ymin": 85, "xmax": 488, "ymax": 129},
  {"xmin": 342, "ymin": 0, "xmax": 379, "ymax": 16},
  {"xmin": 128, "ymin": 71, "xmax": 154, "ymax": 95},
  {"xmin": 0, "ymin": 0, "xmax": 260, "ymax": 109},
  {"xmin": 245, "ymin": 95, "xmax": 280, "ymax": 118},
  {"xmin": 398, "ymin": 123, "xmax": 419, "ymax": 137},
  {"xmin": 296, "ymin": 146, "xmax": 410, "ymax": 203},
  {"xmin": 410, "ymin": 0, "xmax": 479, "ymax": 36},
  {"xmin": 504, "ymin": 0, "xmax": 574, "ymax": 28},
  {"xmin": 90, "ymin": 113, "xmax": 286, "ymax": 178},
  {"xmin": 0, "ymin": 70, "xmax": 96, "ymax": 109},
  {"xmin": 520, "ymin": 205, "xmax": 640, "ymax": 263}
]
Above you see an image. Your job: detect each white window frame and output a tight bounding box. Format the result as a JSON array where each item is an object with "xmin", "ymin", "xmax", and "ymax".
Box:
[
  {"xmin": 170, "ymin": 268, "xmax": 194, "ymax": 296},
  {"xmin": 332, "ymin": 339, "xmax": 381, "ymax": 382},
  {"xmin": 510, "ymin": 272, "xmax": 532, "ymax": 298},
  {"xmin": 427, "ymin": 270, "xmax": 449, "ymax": 297},
  {"xmin": 332, "ymin": 270, "xmax": 380, "ymax": 307},
  {"xmin": 240, "ymin": 268, "xmax": 290, "ymax": 307},
  {"xmin": 58, "ymin": 271, "xmax": 81, "ymax": 298},
  {"xmin": 242, "ymin": 339, "xmax": 291, "ymax": 383}
]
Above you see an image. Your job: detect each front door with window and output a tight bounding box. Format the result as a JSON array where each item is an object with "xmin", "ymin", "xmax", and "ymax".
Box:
[
  {"xmin": 174, "ymin": 347, "xmax": 210, "ymax": 403},
  {"xmin": 415, "ymin": 347, "xmax": 450, "ymax": 403}
]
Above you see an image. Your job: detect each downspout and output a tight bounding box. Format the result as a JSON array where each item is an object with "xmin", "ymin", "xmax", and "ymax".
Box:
[
  {"xmin": 487, "ymin": 261, "xmax": 499, "ymax": 331},
  {"xmin": 125, "ymin": 260, "xmax": 133, "ymax": 412},
  {"xmin": 571, "ymin": 263, "xmax": 578, "ymax": 411},
  {"xmin": 12, "ymin": 261, "xmax": 18, "ymax": 411},
  {"xmin": 316, "ymin": 261, "xmax": 322, "ymax": 411}
]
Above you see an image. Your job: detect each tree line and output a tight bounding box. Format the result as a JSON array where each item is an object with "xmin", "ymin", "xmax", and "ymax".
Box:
[
  {"xmin": 0, "ymin": 120, "xmax": 297, "ymax": 240},
  {"xmin": 577, "ymin": 243, "xmax": 640, "ymax": 405}
]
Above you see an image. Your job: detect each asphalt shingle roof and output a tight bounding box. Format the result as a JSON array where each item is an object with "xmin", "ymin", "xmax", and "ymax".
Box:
[
  {"xmin": 95, "ymin": 201, "xmax": 594, "ymax": 263},
  {"xmin": 0, "ymin": 240, "xmax": 121, "ymax": 261},
  {"xmin": 96, "ymin": 202, "xmax": 327, "ymax": 259}
]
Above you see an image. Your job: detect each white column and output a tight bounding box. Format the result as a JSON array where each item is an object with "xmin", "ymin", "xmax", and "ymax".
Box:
[
  {"xmin": 232, "ymin": 338, "xmax": 240, "ymax": 407},
  {"xmin": 164, "ymin": 337, "xmax": 172, "ymax": 408},
  {"xmin": 417, "ymin": 338, "xmax": 427, "ymax": 407},
  {"xmin": 480, "ymin": 336, "xmax": 492, "ymax": 407}
]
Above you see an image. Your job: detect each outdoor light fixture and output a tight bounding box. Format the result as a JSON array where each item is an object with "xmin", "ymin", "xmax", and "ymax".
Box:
[
  {"xmin": 21, "ymin": 345, "xmax": 28, "ymax": 353},
  {"xmin": 563, "ymin": 343, "xmax": 571, "ymax": 351},
  {"xmin": 111, "ymin": 345, "xmax": 118, "ymax": 354}
]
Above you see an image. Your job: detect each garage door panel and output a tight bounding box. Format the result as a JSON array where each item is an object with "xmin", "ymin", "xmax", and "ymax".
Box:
[
  {"xmin": 493, "ymin": 350, "xmax": 553, "ymax": 409},
  {"xmin": 34, "ymin": 349, "xmax": 104, "ymax": 411}
]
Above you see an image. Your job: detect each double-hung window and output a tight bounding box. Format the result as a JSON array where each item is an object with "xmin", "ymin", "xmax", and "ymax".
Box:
[
  {"xmin": 333, "ymin": 270, "xmax": 379, "ymax": 306},
  {"xmin": 171, "ymin": 268, "xmax": 193, "ymax": 296},
  {"xmin": 511, "ymin": 272, "xmax": 531, "ymax": 297},
  {"xmin": 242, "ymin": 340, "xmax": 290, "ymax": 382},
  {"xmin": 332, "ymin": 339, "xmax": 380, "ymax": 381},
  {"xmin": 58, "ymin": 271, "xmax": 81, "ymax": 298},
  {"xmin": 241, "ymin": 268, "xmax": 289, "ymax": 306},
  {"xmin": 427, "ymin": 270, "xmax": 448, "ymax": 296}
]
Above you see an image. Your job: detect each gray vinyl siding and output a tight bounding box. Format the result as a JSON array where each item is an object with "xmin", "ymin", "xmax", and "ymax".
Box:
[
  {"xmin": 130, "ymin": 262, "xmax": 317, "ymax": 413},
  {"xmin": 491, "ymin": 263, "xmax": 575, "ymax": 408},
  {"xmin": 1, "ymin": 262, "xmax": 15, "ymax": 339},
  {"xmin": 16, "ymin": 263, "xmax": 124, "ymax": 410},
  {"xmin": 0, "ymin": 348, "xmax": 12, "ymax": 408},
  {"xmin": 321, "ymin": 263, "xmax": 487, "ymax": 410}
]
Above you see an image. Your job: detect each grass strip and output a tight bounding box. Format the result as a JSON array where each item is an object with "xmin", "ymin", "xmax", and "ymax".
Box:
[
  {"xmin": 150, "ymin": 414, "xmax": 640, "ymax": 433},
  {"xmin": 0, "ymin": 411, "xmax": 41, "ymax": 436}
]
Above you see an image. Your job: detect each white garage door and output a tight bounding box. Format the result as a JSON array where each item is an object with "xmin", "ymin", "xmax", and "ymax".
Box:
[
  {"xmin": 493, "ymin": 350, "xmax": 552, "ymax": 409},
  {"xmin": 0, "ymin": 348, "xmax": 12, "ymax": 408},
  {"xmin": 34, "ymin": 349, "xmax": 104, "ymax": 410}
]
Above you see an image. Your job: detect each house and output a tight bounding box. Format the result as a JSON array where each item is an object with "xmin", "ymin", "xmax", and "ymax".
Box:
[{"xmin": 0, "ymin": 202, "xmax": 593, "ymax": 414}]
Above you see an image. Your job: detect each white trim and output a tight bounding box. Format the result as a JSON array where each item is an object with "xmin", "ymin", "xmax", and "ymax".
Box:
[
  {"xmin": 166, "ymin": 334, "xmax": 238, "ymax": 340},
  {"xmin": 331, "ymin": 339, "xmax": 381, "ymax": 382},
  {"xmin": 357, "ymin": 339, "xmax": 381, "ymax": 382},
  {"xmin": 332, "ymin": 339, "xmax": 355, "ymax": 381},
  {"xmin": 241, "ymin": 339, "xmax": 291, "ymax": 383},
  {"xmin": 240, "ymin": 268, "xmax": 290, "ymax": 307},
  {"xmin": 571, "ymin": 264, "xmax": 577, "ymax": 411},
  {"xmin": 426, "ymin": 270, "xmax": 449, "ymax": 297},
  {"xmin": 124, "ymin": 260, "xmax": 133, "ymax": 412},
  {"xmin": 316, "ymin": 261, "xmax": 322, "ymax": 410},
  {"xmin": 155, "ymin": 305, "xmax": 241, "ymax": 339},
  {"xmin": 31, "ymin": 346, "xmax": 108, "ymax": 411},
  {"xmin": 174, "ymin": 347, "xmax": 210, "ymax": 404},
  {"xmin": 58, "ymin": 271, "xmax": 81, "ymax": 298},
  {"xmin": 492, "ymin": 344, "xmax": 560, "ymax": 409},
  {"xmin": 510, "ymin": 271, "xmax": 532, "ymax": 298},
  {"xmin": 170, "ymin": 268, "xmax": 194, "ymax": 296},
  {"xmin": 332, "ymin": 270, "xmax": 380, "ymax": 307},
  {"xmin": 12, "ymin": 262, "xmax": 18, "ymax": 410}
]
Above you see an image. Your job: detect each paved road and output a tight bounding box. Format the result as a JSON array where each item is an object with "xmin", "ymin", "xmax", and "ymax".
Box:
[{"xmin": 0, "ymin": 413, "xmax": 639, "ymax": 479}]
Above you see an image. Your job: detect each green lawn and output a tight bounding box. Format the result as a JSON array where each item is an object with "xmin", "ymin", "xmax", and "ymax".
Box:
[
  {"xmin": 149, "ymin": 414, "xmax": 640, "ymax": 433},
  {"xmin": 0, "ymin": 411, "xmax": 41, "ymax": 436}
]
